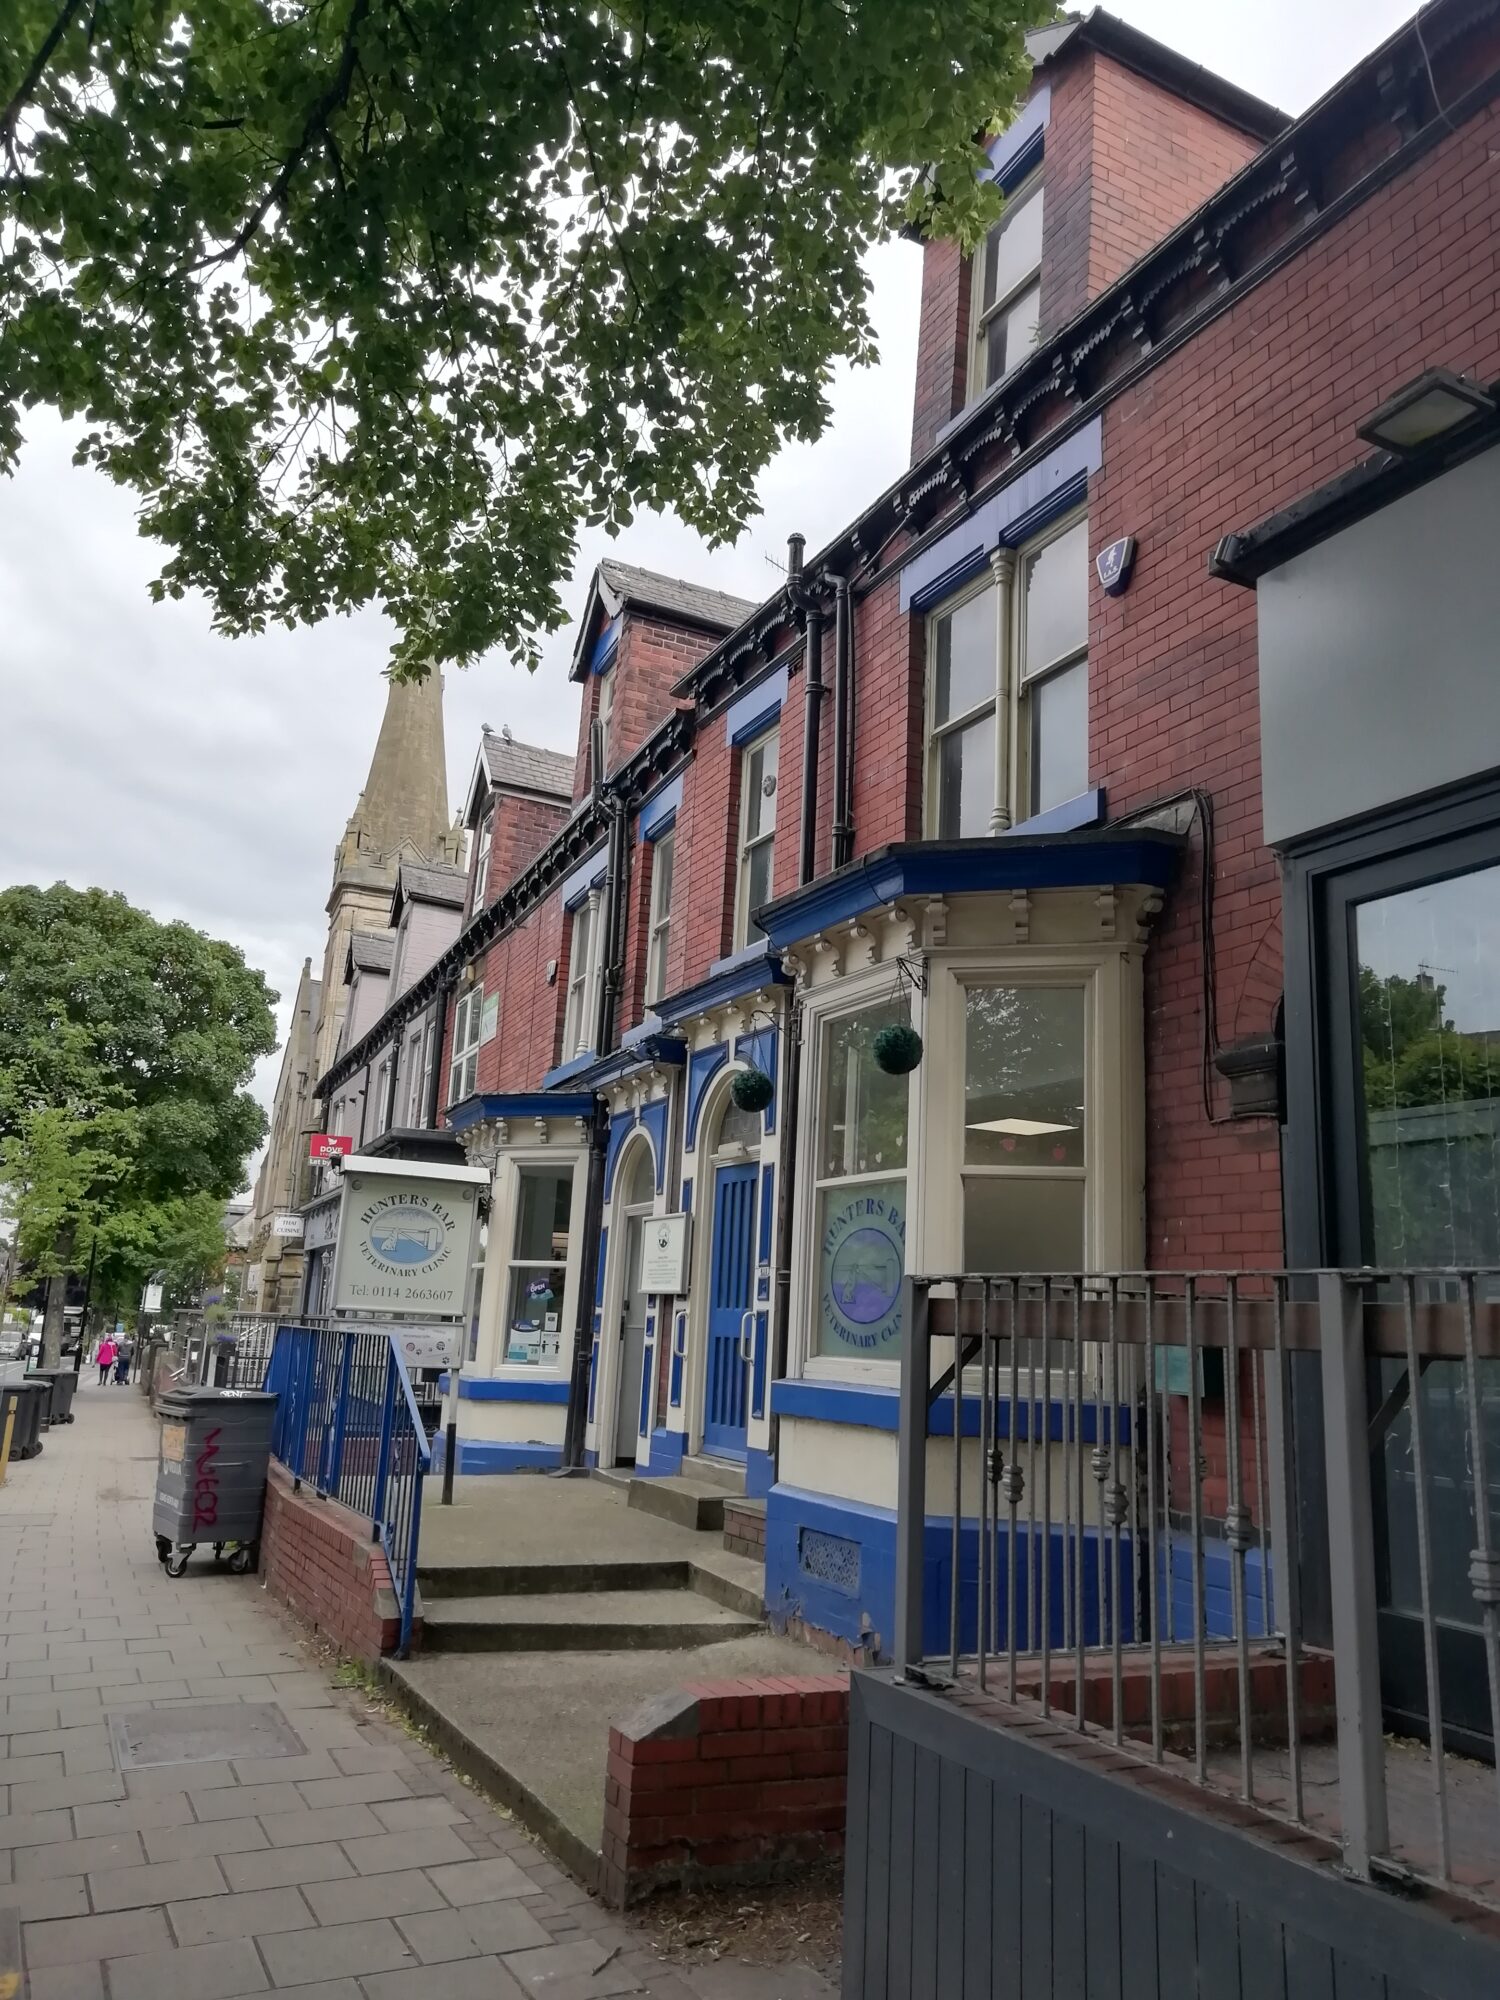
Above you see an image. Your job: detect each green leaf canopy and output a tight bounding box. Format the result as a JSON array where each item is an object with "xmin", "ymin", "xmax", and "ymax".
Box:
[
  {"xmin": 1, "ymin": 1, "xmax": 1047, "ymax": 675},
  {"xmin": 0, "ymin": 884, "xmax": 277, "ymax": 1283}
]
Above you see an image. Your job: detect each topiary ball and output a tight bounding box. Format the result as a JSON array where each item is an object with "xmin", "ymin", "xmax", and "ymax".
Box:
[
  {"xmin": 731, "ymin": 1066, "xmax": 775, "ymax": 1113},
  {"xmin": 872, "ymin": 1023, "xmax": 924, "ymax": 1075}
]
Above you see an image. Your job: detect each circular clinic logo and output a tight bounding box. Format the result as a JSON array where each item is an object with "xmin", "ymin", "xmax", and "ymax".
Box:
[
  {"xmin": 365, "ymin": 1203, "xmax": 448, "ymax": 1269},
  {"xmin": 829, "ymin": 1225, "xmax": 903, "ymax": 1325}
]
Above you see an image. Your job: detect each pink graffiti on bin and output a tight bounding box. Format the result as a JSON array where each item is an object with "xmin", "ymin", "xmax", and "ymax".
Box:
[{"xmin": 192, "ymin": 1425, "xmax": 223, "ymax": 1530}]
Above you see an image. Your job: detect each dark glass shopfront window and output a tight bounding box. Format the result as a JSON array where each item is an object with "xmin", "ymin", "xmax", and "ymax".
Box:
[{"xmin": 1355, "ymin": 867, "xmax": 1500, "ymax": 1642}]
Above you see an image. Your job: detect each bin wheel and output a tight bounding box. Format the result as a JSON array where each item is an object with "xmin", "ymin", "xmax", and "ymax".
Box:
[
  {"xmin": 228, "ymin": 1545, "xmax": 255, "ymax": 1576},
  {"xmin": 155, "ymin": 1536, "xmax": 172, "ymax": 1564},
  {"xmin": 165, "ymin": 1549, "xmax": 191, "ymax": 1579}
]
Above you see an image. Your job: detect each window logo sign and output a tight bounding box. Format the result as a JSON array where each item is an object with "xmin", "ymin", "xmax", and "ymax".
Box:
[
  {"xmin": 819, "ymin": 1183, "xmax": 905, "ymax": 1357},
  {"xmin": 331, "ymin": 1174, "xmax": 478, "ymax": 1315}
]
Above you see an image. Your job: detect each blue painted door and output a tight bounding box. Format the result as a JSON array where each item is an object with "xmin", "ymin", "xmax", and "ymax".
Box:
[{"xmin": 704, "ymin": 1163, "xmax": 756, "ymax": 1459}]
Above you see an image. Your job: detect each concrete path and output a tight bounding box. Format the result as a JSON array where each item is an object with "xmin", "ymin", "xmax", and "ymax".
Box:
[{"xmin": 0, "ymin": 1378, "xmax": 836, "ymax": 2000}]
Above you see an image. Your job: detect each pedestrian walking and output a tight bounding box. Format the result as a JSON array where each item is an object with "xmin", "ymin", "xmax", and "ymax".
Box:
[
  {"xmin": 113, "ymin": 1338, "xmax": 133, "ymax": 1385},
  {"xmin": 96, "ymin": 1334, "xmax": 117, "ymax": 1385}
]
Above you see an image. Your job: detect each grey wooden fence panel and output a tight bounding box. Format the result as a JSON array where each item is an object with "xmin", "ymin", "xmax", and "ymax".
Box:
[
  {"xmin": 961, "ymin": 1768, "xmax": 993, "ymax": 1998},
  {"xmin": 992, "ymin": 1767, "xmax": 1022, "ymax": 1998},
  {"xmin": 1052, "ymin": 1816, "xmax": 1087, "ymax": 2000},
  {"xmin": 1116, "ymin": 1844, "xmax": 1157, "ymax": 2000},
  {"xmin": 1082, "ymin": 1825, "xmax": 1121, "ymax": 2000},
  {"xmin": 888, "ymin": 1730, "xmax": 915, "ymax": 2000},
  {"xmin": 910, "ymin": 1743, "xmax": 939, "ymax": 2000},
  {"xmin": 936, "ymin": 1755, "xmax": 965, "ymax": 2000},
  {"xmin": 843, "ymin": 1671, "xmax": 1500, "ymax": 2000},
  {"xmin": 1238, "ymin": 1914, "xmax": 1288, "ymax": 2000},
  {"xmin": 844, "ymin": 1694, "xmax": 871, "ymax": 2000},
  {"xmin": 1021, "ymin": 1793, "xmax": 1054, "ymax": 1998}
]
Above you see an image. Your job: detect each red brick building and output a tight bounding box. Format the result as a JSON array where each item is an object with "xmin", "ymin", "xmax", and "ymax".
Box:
[{"xmin": 312, "ymin": 3, "xmax": 1500, "ymax": 1723}]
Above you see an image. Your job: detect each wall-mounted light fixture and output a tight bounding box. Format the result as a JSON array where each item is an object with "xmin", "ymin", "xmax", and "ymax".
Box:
[{"xmin": 1357, "ymin": 367, "xmax": 1495, "ymax": 456}]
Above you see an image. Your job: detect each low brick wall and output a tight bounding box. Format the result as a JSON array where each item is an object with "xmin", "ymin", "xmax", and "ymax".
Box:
[
  {"xmin": 721, "ymin": 1497, "xmax": 766, "ymax": 1562},
  {"xmin": 260, "ymin": 1461, "xmax": 416, "ymax": 1663},
  {"xmin": 601, "ymin": 1673, "xmax": 849, "ymax": 1908}
]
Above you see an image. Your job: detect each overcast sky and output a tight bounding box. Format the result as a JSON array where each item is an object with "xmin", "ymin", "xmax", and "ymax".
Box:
[{"xmin": 0, "ymin": 0, "xmax": 1415, "ymax": 1187}]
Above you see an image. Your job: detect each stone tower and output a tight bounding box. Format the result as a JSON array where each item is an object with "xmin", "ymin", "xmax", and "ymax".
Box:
[{"xmin": 312, "ymin": 671, "xmax": 460, "ymax": 1086}]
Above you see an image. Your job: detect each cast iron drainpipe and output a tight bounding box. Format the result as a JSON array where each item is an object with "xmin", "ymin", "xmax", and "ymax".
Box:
[
  {"xmin": 561, "ymin": 732, "xmax": 629, "ymax": 1473},
  {"xmin": 771, "ymin": 533, "xmax": 819, "ymax": 1476},
  {"xmin": 829, "ymin": 574, "xmax": 854, "ymax": 871}
]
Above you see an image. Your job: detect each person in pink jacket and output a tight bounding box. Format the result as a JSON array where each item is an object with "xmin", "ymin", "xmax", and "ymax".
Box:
[{"xmin": 95, "ymin": 1336, "xmax": 117, "ymax": 1386}]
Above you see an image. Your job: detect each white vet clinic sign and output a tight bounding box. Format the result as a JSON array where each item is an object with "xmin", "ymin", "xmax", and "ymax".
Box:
[{"xmin": 331, "ymin": 1167, "xmax": 482, "ymax": 1316}]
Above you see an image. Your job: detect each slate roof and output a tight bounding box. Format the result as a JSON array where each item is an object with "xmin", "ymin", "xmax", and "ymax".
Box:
[
  {"xmin": 480, "ymin": 729, "xmax": 575, "ymax": 800},
  {"xmin": 395, "ymin": 861, "xmax": 468, "ymax": 907},
  {"xmin": 348, "ymin": 931, "xmax": 395, "ymax": 974},
  {"xmin": 597, "ymin": 560, "xmax": 758, "ymax": 635}
]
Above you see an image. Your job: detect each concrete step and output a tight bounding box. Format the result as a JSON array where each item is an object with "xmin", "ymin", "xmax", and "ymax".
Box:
[
  {"xmin": 626, "ymin": 1474, "xmax": 728, "ymax": 1533},
  {"xmin": 682, "ymin": 1453, "xmax": 747, "ymax": 1495},
  {"xmin": 417, "ymin": 1558, "xmax": 689, "ymax": 1600},
  {"xmin": 380, "ymin": 1626, "xmax": 836, "ymax": 1888},
  {"xmin": 421, "ymin": 1587, "xmax": 762, "ymax": 1653}
]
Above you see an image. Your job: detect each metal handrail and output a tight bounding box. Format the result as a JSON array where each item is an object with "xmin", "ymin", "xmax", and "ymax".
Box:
[
  {"xmin": 893, "ymin": 1269, "xmax": 1500, "ymax": 1913},
  {"xmin": 263, "ymin": 1322, "xmax": 430, "ymax": 1656}
]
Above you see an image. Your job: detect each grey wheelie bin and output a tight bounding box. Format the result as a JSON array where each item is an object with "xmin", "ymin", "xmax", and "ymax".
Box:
[
  {"xmin": 153, "ymin": 1385, "xmax": 278, "ymax": 1577},
  {"xmin": 29, "ymin": 1367, "xmax": 79, "ymax": 1424},
  {"xmin": 0, "ymin": 1379, "xmax": 48, "ymax": 1460}
]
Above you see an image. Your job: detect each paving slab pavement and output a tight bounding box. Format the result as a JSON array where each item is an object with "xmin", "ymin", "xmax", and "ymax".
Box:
[{"xmin": 0, "ymin": 1377, "xmax": 837, "ymax": 1999}]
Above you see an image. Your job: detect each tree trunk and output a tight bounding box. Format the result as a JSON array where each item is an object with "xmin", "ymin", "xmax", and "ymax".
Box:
[
  {"xmin": 41, "ymin": 1269, "xmax": 68, "ymax": 1369},
  {"xmin": 40, "ymin": 1223, "xmax": 75, "ymax": 1369}
]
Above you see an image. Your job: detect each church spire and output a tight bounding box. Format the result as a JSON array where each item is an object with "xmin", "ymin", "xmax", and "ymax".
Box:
[{"xmin": 343, "ymin": 669, "xmax": 451, "ymax": 866}]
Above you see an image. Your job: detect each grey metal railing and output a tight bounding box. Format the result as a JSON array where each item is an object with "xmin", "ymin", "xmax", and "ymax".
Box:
[{"xmin": 893, "ymin": 1270, "xmax": 1500, "ymax": 1908}]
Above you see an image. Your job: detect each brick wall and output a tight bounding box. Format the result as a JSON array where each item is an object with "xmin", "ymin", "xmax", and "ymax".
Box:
[
  {"xmin": 910, "ymin": 233, "xmax": 970, "ymax": 462},
  {"xmin": 486, "ymin": 793, "xmax": 571, "ymax": 906},
  {"xmin": 600, "ymin": 1673, "xmax": 849, "ymax": 1907},
  {"xmin": 1044, "ymin": 51, "xmax": 1263, "ymax": 333},
  {"xmin": 260, "ymin": 1461, "xmax": 413, "ymax": 1662},
  {"xmin": 1091, "ymin": 88, "xmax": 1500, "ymax": 1266},
  {"xmin": 911, "ymin": 47, "xmax": 1263, "ymax": 470},
  {"xmin": 666, "ymin": 723, "xmax": 741, "ymax": 994},
  {"xmin": 471, "ymin": 893, "xmax": 567, "ymax": 1097}
]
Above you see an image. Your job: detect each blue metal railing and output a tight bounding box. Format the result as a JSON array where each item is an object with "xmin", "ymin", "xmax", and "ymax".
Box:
[{"xmin": 263, "ymin": 1323, "xmax": 430, "ymax": 1656}]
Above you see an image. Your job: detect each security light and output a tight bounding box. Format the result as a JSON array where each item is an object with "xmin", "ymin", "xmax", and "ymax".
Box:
[{"xmin": 1357, "ymin": 368, "xmax": 1495, "ymax": 455}]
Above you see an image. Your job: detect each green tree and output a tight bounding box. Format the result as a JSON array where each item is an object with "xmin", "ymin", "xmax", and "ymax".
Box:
[
  {"xmin": 0, "ymin": 885, "xmax": 276, "ymax": 1363},
  {"xmin": 1, "ymin": 1, "xmax": 1049, "ymax": 678}
]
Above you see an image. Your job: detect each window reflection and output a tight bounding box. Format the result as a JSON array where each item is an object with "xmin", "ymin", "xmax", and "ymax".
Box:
[{"xmin": 1355, "ymin": 866, "xmax": 1500, "ymax": 1634}]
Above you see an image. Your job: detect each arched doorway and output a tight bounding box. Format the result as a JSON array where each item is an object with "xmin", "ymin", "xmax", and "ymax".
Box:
[
  {"xmin": 610, "ymin": 1139, "xmax": 657, "ymax": 1466},
  {"xmin": 700, "ymin": 1081, "xmax": 762, "ymax": 1461}
]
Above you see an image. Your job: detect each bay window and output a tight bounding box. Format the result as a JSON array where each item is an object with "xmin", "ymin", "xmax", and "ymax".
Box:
[
  {"xmin": 812, "ymin": 998, "xmax": 911, "ymax": 1361},
  {"xmin": 502, "ymin": 1166, "xmax": 572, "ymax": 1367},
  {"xmin": 961, "ymin": 984, "xmax": 1086, "ymax": 1272},
  {"xmin": 736, "ymin": 729, "xmax": 779, "ymax": 949},
  {"xmin": 970, "ymin": 177, "xmax": 1043, "ymax": 399},
  {"xmin": 646, "ymin": 830, "xmax": 675, "ymax": 1006},
  {"xmin": 925, "ymin": 511, "xmax": 1090, "ymax": 837}
]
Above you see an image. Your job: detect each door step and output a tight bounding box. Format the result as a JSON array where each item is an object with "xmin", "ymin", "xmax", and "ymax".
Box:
[
  {"xmin": 627, "ymin": 1475, "xmax": 728, "ymax": 1533},
  {"xmin": 420, "ymin": 1588, "xmax": 762, "ymax": 1653},
  {"xmin": 682, "ymin": 1453, "xmax": 747, "ymax": 1496}
]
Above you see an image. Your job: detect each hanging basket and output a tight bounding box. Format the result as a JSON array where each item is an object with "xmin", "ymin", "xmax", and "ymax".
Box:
[
  {"xmin": 731, "ymin": 1066, "xmax": 775, "ymax": 1113},
  {"xmin": 872, "ymin": 1023, "xmax": 924, "ymax": 1075}
]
